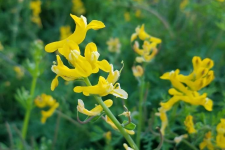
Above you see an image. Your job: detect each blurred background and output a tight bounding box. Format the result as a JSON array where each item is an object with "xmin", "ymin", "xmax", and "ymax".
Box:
[{"xmin": 0, "ymin": 0, "xmax": 225, "ymax": 149}]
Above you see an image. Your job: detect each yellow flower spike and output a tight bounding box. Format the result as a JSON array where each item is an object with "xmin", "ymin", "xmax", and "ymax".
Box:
[
  {"xmin": 84, "ymin": 42, "xmax": 111, "ymax": 73},
  {"xmin": 174, "ymin": 134, "xmax": 188, "ymax": 144},
  {"xmin": 216, "ymin": 119, "xmax": 225, "ymax": 148},
  {"xmin": 155, "ymin": 107, "xmax": 168, "ymax": 135},
  {"xmin": 199, "ymin": 131, "xmax": 214, "ymax": 150},
  {"xmin": 132, "ymin": 65, "xmax": 144, "ymax": 77},
  {"xmin": 45, "ymin": 14, "xmax": 105, "ymax": 53},
  {"xmin": 41, "ymin": 102, "xmax": 59, "ymax": 124},
  {"xmin": 123, "ymin": 143, "xmax": 134, "ymax": 150},
  {"xmin": 184, "ymin": 115, "xmax": 197, "ymax": 134},
  {"xmin": 77, "ymin": 99, "xmax": 113, "ymax": 116},
  {"xmin": 60, "ymin": 26, "xmax": 72, "ymax": 40},
  {"xmin": 105, "ymin": 116, "xmax": 135, "ymax": 135}
]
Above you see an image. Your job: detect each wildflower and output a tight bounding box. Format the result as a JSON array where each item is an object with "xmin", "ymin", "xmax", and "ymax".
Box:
[
  {"xmin": 174, "ymin": 134, "xmax": 188, "ymax": 144},
  {"xmin": 45, "ymin": 14, "xmax": 105, "ymax": 53},
  {"xmin": 155, "ymin": 107, "xmax": 168, "ymax": 135},
  {"xmin": 72, "ymin": 0, "xmax": 86, "ymax": 15},
  {"xmin": 0, "ymin": 42, "xmax": 4, "ymax": 51},
  {"xmin": 216, "ymin": 119, "xmax": 225, "ymax": 148},
  {"xmin": 104, "ymin": 131, "xmax": 112, "ymax": 141},
  {"xmin": 14, "ymin": 66, "xmax": 24, "ymax": 79},
  {"xmin": 132, "ymin": 65, "xmax": 144, "ymax": 77},
  {"xmin": 124, "ymin": 12, "xmax": 130, "ymax": 22},
  {"xmin": 106, "ymin": 38, "xmax": 121, "ymax": 53},
  {"xmin": 60, "ymin": 26, "xmax": 72, "ymax": 40},
  {"xmin": 123, "ymin": 143, "xmax": 134, "ymax": 150},
  {"xmin": 105, "ymin": 116, "xmax": 135, "ymax": 135},
  {"xmin": 184, "ymin": 115, "xmax": 197, "ymax": 134},
  {"xmin": 74, "ymin": 65, "xmax": 128, "ymax": 99},
  {"xmin": 77, "ymin": 99, "xmax": 113, "ymax": 116},
  {"xmin": 135, "ymin": 9, "xmax": 141, "ymax": 18},
  {"xmin": 34, "ymin": 94, "xmax": 59, "ymax": 124},
  {"xmin": 180, "ymin": 0, "xmax": 189, "ymax": 10},
  {"xmin": 199, "ymin": 131, "xmax": 214, "ymax": 150},
  {"xmin": 30, "ymin": 0, "xmax": 42, "ymax": 27}
]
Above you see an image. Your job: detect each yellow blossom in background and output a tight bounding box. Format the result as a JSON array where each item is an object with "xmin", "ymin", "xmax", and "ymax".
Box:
[
  {"xmin": 30, "ymin": 0, "xmax": 42, "ymax": 27},
  {"xmin": 106, "ymin": 38, "xmax": 121, "ymax": 53},
  {"xmin": 4, "ymin": 81, "xmax": 11, "ymax": 87},
  {"xmin": 132, "ymin": 65, "xmax": 144, "ymax": 77},
  {"xmin": 14, "ymin": 66, "xmax": 24, "ymax": 79},
  {"xmin": 180, "ymin": 0, "xmax": 189, "ymax": 10},
  {"xmin": 72, "ymin": 0, "xmax": 86, "ymax": 15},
  {"xmin": 124, "ymin": 12, "xmax": 131, "ymax": 22},
  {"xmin": 199, "ymin": 131, "xmax": 214, "ymax": 150},
  {"xmin": 0, "ymin": 42, "xmax": 4, "ymax": 51},
  {"xmin": 60, "ymin": 26, "xmax": 72, "ymax": 40},
  {"xmin": 34, "ymin": 94, "xmax": 59, "ymax": 124},
  {"xmin": 216, "ymin": 0, "xmax": 224, "ymax": 2},
  {"xmin": 123, "ymin": 143, "xmax": 134, "ymax": 150},
  {"xmin": 77, "ymin": 99, "xmax": 113, "ymax": 116},
  {"xmin": 155, "ymin": 107, "xmax": 168, "ymax": 135},
  {"xmin": 104, "ymin": 131, "xmax": 112, "ymax": 142},
  {"xmin": 174, "ymin": 134, "xmax": 188, "ymax": 144},
  {"xmin": 216, "ymin": 119, "xmax": 225, "ymax": 148},
  {"xmin": 105, "ymin": 116, "xmax": 135, "ymax": 135},
  {"xmin": 135, "ymin": 9, "xmax": 141, "ymax": 18},
  {"xmin": 184, "ymin": 115, "xmax": 197, "ymax": 134}
]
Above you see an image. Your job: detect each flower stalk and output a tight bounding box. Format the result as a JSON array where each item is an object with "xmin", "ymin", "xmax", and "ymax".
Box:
[{"xmin": 83, "ymin": 77, "xmax": 139, "ymax": 150}]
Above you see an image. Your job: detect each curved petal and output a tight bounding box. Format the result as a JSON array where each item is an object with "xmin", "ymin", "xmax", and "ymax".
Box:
[
  {"xmin": 45, "ymin": 40, "xmax": 64, "ymax": 53},
  {"xmin": 87, "ymin": 20, "xmax": 105, "ymax": 30},
  {"xmin": 51, "ymin": 75, "xmax": 59, "ymax": 91}
]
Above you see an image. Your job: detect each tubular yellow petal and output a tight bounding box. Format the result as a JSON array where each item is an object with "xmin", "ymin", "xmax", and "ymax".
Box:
[
  {"xmin": 41, "ymin": 102, "xmax": 59, "ymax": 124},
  {"xmin": 138, "ymin": 24, "xmax": 150, "ymax": 40},
  {"xmin": 131, "ymin": 33, "xmax": 138, "ymax": 42},
  {"xmin": 51, "ymin": 75, "xmax": 59, "ymax": 91},
  {"xmin": 192, "ymin": 56, "xmax": 202, "ymax": 71},
  {"xmin": 125, "ymin": 129, "xmax": 135, "ymax": 135},
  {"xmin": 97, "ymin": 60, "xmax": 111, "ymax": 72},
  {"xmin": 87, "ymin": 20, "xmax": 105, "ymax": 30},
  {"xmin": 70, "ymin": 14, "xmax": 86, "ymax": 27},
  {"xmin": 45, "ymin": 40, "xmax": 64, "ymax": 53},
  {"xmin": 168, "ymin": 88, "xmax": 183, "ymax": 96},
  {"xmin": 201, "ymin": 58, "xmax": 214, "ymax": 69}
]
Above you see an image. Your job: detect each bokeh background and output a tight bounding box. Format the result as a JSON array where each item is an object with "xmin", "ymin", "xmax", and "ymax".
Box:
[{"xmin": 0, "ymin": 0, "xmax": 225, "ymax": 149}]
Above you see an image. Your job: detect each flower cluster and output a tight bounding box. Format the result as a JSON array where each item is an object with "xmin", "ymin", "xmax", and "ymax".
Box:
[
  {"xmin": 34, "ymin": 94, "xmax": 59, "ymax": 123},
  {"xmin": 157, "ymin": 56, "xmax": 215, "ymax": 135},
  {"xmin": 107, "ymin": 38, "xmax": 121, "ymax": 53},
  {"xmin": 30, "ymin": 0, "xmax": 42, "ymax": 27},
  {"xmin": 199, "ymin": 131, "xmax": 214, "ymax": 150},
  {"xmin": 131, "ymin": 24, "xmax": 161, "ymax": 63},
  {"xmin": 45, "ymin": 14, "xmax": 133, "ymax": 135}
]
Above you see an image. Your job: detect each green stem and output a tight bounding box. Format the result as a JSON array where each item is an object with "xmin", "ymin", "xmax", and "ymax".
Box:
[
  {"xmin": 83, "ymin": 77, "xmax": 139, "ymax": 150},
  {"xmin": 21, "ymin": 77, "xmax": 37, "ymax": 139},
  {"xmin": 136, "ymin": 76, "xmax": 145, "ymax": 149}
]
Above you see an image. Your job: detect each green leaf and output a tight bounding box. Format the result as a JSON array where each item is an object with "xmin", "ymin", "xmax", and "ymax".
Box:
[{"xmin": 122, "ymin": 120, "xmax": 136, "ymax": 130}]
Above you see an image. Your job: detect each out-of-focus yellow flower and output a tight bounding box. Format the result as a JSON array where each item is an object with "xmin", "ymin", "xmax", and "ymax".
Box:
[
  {"xmin": 135, "ymin": 9, "xmax": 141, "ymax": 18},
  {"xmin": 184, "ymin": 115, "xmax": 197, "ymax": 134},
  {"xmin": 217, "ymin": 0, "xmax": 224, "ymax": 2},
  {"xmin": 34, "ymin": 94, "xmax": 59, "ymax": 124},
  {"xmin": 155, "ymin": 107, "xmax": 168, "ymax": 135},
  {"xmin": 104, "ymin": 131, "xmax": 112, "ymax": 141},
  {"xmin": 131, "ymin": 24, "xmax": 149, "ymax": 42},
  {"xmin": 180, "ymin": 0, "xmax": 189, "ymax": 10},
  {"xmin": 30, "ymin": 0, "xmax": 42, "ymax": 27},
  {"xmin": 107, "ymin": 38, "xmax": 121, "ymax": 53},
  {"xmin": 4, "ymin": 81, "xmax": 11, "ymax": 87},
  {"xmin": 132, "ymin": 65, "xmax": 144, "ymax": 77},
  {"xmin": 0, "ymin": 42, "xmax": 4, "ymax": 51},
  {"xmin": 124, "ymin": 12, "xmax": 130, "ymax": 22},
  {"xmin": 60, "ymin": 26, "xmax": 72, "ymax": 40},
  {"xmin": 77, "ymin": 99, "xmax": 113, "ymax": 116},
  {"xmin": 174, "ymin": 134, "xmax": 188, "ymax": 144},
  {"xmin": 45, "ymin": 14, "xmax": 105, "ymax": 53},
  {"xmin": 123, "ymin": 143, "xmax": 134, "ymax": 150},
  {"xmin": 199, "ymin": 131, "xmax": 214, "ymax": 150},
  {"xmin": 14, "ymin": 66, "xmax": 24, "ymax": 79},
  {"xmin": 74, "ymin": 65, "xmax": 128, "ymax": 99},
  {"xmin": 105, "ymin": 116, "xmax": 135, "ymax": 135},
  {"xmin": 216, "ymin": 119, "xmax": 225, "ymax": 148},
  {"xmin": 72, "ymin": 0, "xmax": 86, "ymax": 15}
]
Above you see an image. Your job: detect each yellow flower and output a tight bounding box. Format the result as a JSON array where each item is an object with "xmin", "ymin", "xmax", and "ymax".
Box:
[
  {"xmin": 180, "ymin": 0, "xmax": 189, "ymax": 10},
  {"xmin": 174, "ymin": 134, "xmax": 188, "ymax": 144},
  {"xmin": 123, "ymin": 143, "xmax": 134, "ymax": 150},
  {"xmin": 132, "ymin": 65, "xmax": 144, "ymax": 77},
  {"xmin": 72, "ymin": 0, "xmax": 86, "ymax": 15},
  {"xmin": 106, "ymin": 38, "xmax": 121, "ymax": 53},
  {"xmin": 184, "ymin": 115, "xmax": 197, "ymax": 134},
  {"xmin": 104, "ymin": 131, "xmax": 112, "ymax": 141},
  {"xmin": 199, "ymin": 132, "xmax": 214, "ymax": 150},
  {"xmin": 155, "ymin": 107, "xmax": 168, "ymax": 135},
  {"xmin": 60, "ymin": 26, "xmax": 72, "ymax": 40},
  {"xmin": 74, "ymin": 65, "xmax": 128, "ymax": 99},
  {"xmin": 0, "ymin": 42, "xmax": 4, "ymax": 51},
  {"xmin": 131, "ymin": 24, "xmax": 150, "ymax": 42},
  {"xmin": 14, "ymin": 66, "xmax": 24, "ymax": 79},
  {"xmin": 105, "ymin": 116, "xmax": 135, "ymax": 135},
  {"xmin": 124, "ymin": 12, "xmax": 130, "ymax": 22},
  {"xmin": 216, "ymin": 119, "xmax": 225, "ymax": 148},
  {"xmin": 45, "ymin": 14, "xmax": 105, "ymax": 53},
  {"xmin": 30, "ymin": 0, "xmax": 42, "ymax": 27},
  {"xmin": 216, "ymin": 0, "xmax": 224, "ymax": 2},
  {"xmin": 135, "ymin": 9, "xmax": 141, "ymax": 18},
  {"xmin": 34, "ymin": 94, "xmax": 59, "ymax": 124},
  {"xmin": 77, "ymin": 99, "xmax": 113, "ymax": 116}
]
